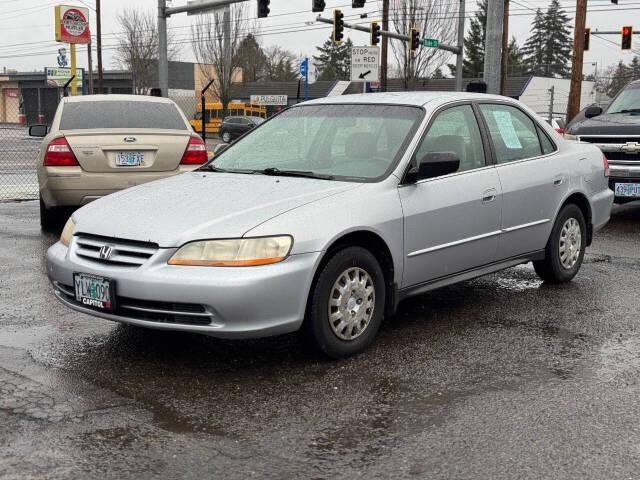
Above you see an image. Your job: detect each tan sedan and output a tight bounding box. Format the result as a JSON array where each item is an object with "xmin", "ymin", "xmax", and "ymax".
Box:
[{"xmin": 29, "ymin": 95, "xmax": 207, "ymax": 228}]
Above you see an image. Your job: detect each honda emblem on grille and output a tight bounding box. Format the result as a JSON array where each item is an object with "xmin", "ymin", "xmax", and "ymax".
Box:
[
  {"xmin": 621, "ymin": 142, "xmax": 640, "ymax": 154},
  {"xmin": 124, "ymin": 137, "xmax": 137, "ymax": 143},
  {"xmin": 99, "ymin": 245, "xmax": 114, "ymax": 260}
]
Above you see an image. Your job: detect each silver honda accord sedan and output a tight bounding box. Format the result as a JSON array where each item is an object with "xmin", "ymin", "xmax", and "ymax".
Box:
[{"xmin": 46, "ymin": 92, "xmax": 613, "ymax": 358}]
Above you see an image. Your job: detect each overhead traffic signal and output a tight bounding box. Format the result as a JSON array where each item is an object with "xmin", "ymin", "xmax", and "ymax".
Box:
[
  {"xmin": 611, "ymin": 0, "xmax": 618, "ymax": 4},
  {"xmin": 257, "ymin": 0, "xmax": 270, "ymax": 18},
  {"xmin": 584, "ymin": 28, "xmax": 591, "ymax": 51},
  {"xmin": 352, "ymin": 0, "xmax": 366, "ymax": 7},
  {"xmin": 312, "ymin": 0, "xmax": 325, "ymax": 12},
  {"xmin": 370, "ymin": 21, "xmax": 381, "ymax": 47},
  {"xmin": 333, "ymin": 9, "xmax": 344, "ymax": 44},
  {"xmin": 622, "ymin": 26, "xmax": 633, "ymax": 50},
  {"xmin": 409, "ymin": 27, "xmax": 420, "ymax": 53}
]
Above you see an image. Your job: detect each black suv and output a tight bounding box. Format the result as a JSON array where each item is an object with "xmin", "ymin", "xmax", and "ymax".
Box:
[
  {"xmin": 218, "ymin": 116, "xmax": 265, "ymax": 143},
  {"xmin": 565, "ymin": 80, "xmax": 640, "ymax": 203}
]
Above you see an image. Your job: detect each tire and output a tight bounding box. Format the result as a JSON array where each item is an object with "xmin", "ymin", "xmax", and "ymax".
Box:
[
  {"xmin": 40, "ymin": 194, "xmax": 61, "ymax": 231},
  {"xmin": 533, "ymin": 204, "xmax": 586, "ymax": 283},
  {"xmin": 221, "ymin": 131, "xmax": 231, "ymax": 143},
  {"xmin": 306, "ymin": 246, "xmax": 386, "ymax": 358}
]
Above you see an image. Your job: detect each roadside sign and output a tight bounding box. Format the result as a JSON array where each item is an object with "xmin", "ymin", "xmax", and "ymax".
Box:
[
  {"xmin": 423, "ymin": 38, "xmax": 439, "ymax": 48},
  {"xmin": 300, "ymin": 60, "xmax": 318, "ymax": 84},
  {"xmin": 45, "ymin": 67, "xmax": 83, "ymax": 88},
  {"xmin": 250, "ymin": 95, "xmax": 288, "ymax": 106},
  {"xmin": 55, "ymin": 5, "xmax": 90, "ymax": 44},
  {"xmin": 351, "ymin": 46, "xmax": 380, "ymax": 82}
]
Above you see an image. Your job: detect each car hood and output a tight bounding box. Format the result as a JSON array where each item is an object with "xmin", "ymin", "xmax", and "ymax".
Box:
[
  {"xmin": 73, "ymin": 172, "xmax": 361, "ymax": 247},
  {"xmin": 569, "ymin": 113, "xmax": 640, "ymax": 135}
]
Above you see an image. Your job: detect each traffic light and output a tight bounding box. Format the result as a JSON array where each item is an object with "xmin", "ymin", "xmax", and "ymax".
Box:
[
  {"xmin": 312, "ymin": 0, "xmax": 325, "ymax": 12},
  {"xmin": 352, "ymin": 0, "xmax": 366, "ymax": 7},
  {"xmin": 611, "ymin": 0, "xmax": 618, "ymax": 4},
  {"xmin": 409, "ymin": 27, "xmax": 420, "ymax": 53},
  {"xmin": 257, "ymin": 0, "xmax": 270, "ymax": 18},
  {"xmin": 584, "ymin": 27, "xmax": 591, "ymax": 51},
  {"xmin": 370, "ymin": 21, "xmax": 381, "ymax": 47},
  {"xmin": 333, "ymin": 9, "xmax": 344, "ymax": 44},
  {"xmin": 622, "ymin": 26, "xmax": 633, "ymax": 50}
]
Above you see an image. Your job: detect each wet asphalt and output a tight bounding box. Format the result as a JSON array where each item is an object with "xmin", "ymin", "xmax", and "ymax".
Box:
[{"xmin": 1, "ymin": 200, "xmax": 640, "ymax": 479}]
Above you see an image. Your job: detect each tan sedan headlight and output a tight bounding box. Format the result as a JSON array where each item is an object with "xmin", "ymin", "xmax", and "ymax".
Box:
[
  {"xmin": 563, "ymin": 133, "xmax": 579, "ymax": 141},
  {"xmin": 168, "ymin": 236, "xmax": 293, "ymax": 267},
  {"xmin": 60, "ymin": 217, "xmax": 75, "ymax": 247}
]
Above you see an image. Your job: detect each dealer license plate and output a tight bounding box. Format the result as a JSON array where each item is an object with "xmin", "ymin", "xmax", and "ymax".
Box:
[
  {"xmin": 115, "ymin": 151, "xmax": 145, "ymax": 166},
  {"xmin": 615, "ymin": 183, "xmax": 640, "ymax": 198},
  {"xmin": 74, "ymin": 273, "xmax": 115, "ymax": 310}
]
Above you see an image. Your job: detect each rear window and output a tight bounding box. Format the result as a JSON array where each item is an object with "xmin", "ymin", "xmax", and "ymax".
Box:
[{"xmin": 60, "ymin": 100, "xmax": 187, "ymax": 130}]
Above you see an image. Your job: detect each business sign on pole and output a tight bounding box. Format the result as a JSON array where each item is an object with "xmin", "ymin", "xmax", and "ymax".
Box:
[
  {"xmin": 55, "ymin": 5, "xmax": 90, "ymax": 44},
  {"xmin": 45, "ymin": 67, "xmax": 84, "ymax": 88},
  {"xmin": 250, "ymin": 95, "xmax": 288, "ymax": 106},
  {"xmin": 351, "ymin": 46, "xmax": 380, "ymax": 82}
]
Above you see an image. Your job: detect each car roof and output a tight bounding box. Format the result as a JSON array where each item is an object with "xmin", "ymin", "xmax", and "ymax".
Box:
[
  {"xmin": 303, "ymin": 91, "xmax": 515, "ymax": 108},
  {"xmin": 63, "ymin": 94, "xmax": 175, "ymax": 104}
]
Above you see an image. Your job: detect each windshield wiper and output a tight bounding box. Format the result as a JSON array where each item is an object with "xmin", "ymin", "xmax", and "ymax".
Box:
[
  {"xmin": 610, "ymin": 108, "xmax": 640, "ymax": 114},
  {"xmin": 197, "ymin": 163, "xmax": 227, "ymax": 172},
  {"xmin": 260, "ymin": 167, "xmax": 334, "ymax": 180}
]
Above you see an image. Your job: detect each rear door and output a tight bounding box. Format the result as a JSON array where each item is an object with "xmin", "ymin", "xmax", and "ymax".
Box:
[
  {"xmin": 477, "ymin": 102, "xmax": 565, "ymax": 259},
  {"xmin": 60, "ymin": 99, "xmax": 190, "ymax": 173}
]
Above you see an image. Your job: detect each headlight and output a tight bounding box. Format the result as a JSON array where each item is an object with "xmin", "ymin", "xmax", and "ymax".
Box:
[
  {"xmin": 168, "ymin": 236, "xmax": 293, "ymax": 267},
  {"xmin": 60, "ymin": 217, "xmax": 75, "ymax": 247},
  {"xmin": 563, "ymin": 133, "xmax": 579, "ymax": 141}
]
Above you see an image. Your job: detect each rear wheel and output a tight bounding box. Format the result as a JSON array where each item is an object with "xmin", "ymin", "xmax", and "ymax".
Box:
[
  {"xmin": 533, "ymin": 204, "xmax": 586, "ymax": 283},
  {"xmin": 306, "ymin": 246, "xmax": 385, "ymax": 358},
  {"xmin": 39, "ymin": 194, "xmax": 62, "ymax": 231},
  {"xmin": 221, "ymin": 131, "xmax": 231, "ymax": 143}
]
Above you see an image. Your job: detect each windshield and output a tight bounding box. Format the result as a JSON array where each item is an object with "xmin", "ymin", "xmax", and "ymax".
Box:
[
  {"xmin": 606, "ymin": 84, "xmax": 640, "ymax": 114},
  {"xmin": 60, "ymin": 100, "xmax": 188, "ymax": 130},
  {"xmin": 211, "ymin": 104, "xmax": 422, "ymax": 181}
]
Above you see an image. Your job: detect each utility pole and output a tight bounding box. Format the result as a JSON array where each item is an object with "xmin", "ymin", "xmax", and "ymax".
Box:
[
  {"xmin": 567, "ymin": 0, "xmax": 587, "ymax": 122},
  {"xmin": 483, "ymin": 0, "xmax": 504, "ymax": 94},
  {"xmin": 96, "ymin": 0, "xmax": 103, "ymax": 93},
  {"xmin": 87, "ymin": 43, "xmax": 94, "ymax": 94},
  {"xmin": 500, "ymin": 0, "xmax": 509, "ymax": 95},
  {"xmin": 381, "ymin": 0, "xmax": 389, "ymax": 92},
  {"xmin": 158, "ymin": 0, "xmax": 169, "ymax": 98},
  {"xmin": 548, "ymin": 85, "xmax": 554, "ymax": 122},
  {"xmin": 455, "ymin": 0, "xmax": 465, "ymax": 92},
  {"xmin": 223, "ymin": 5, "xmax": 231, "ymax": 114}
]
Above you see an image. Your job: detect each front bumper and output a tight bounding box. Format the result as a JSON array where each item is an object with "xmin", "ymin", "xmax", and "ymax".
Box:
[
  {"xmin": 608, "ymin": 165, "xmax": 640, "ymax": 201},
  {"xmin": 46, "ymin": 241, "xmax": 321, "ymax": 338}
]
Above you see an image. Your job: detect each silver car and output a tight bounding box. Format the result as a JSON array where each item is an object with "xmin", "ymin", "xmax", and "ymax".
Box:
[{"xmin": 46, "ymin": 92, "xmax": 613, "ymax": 358}]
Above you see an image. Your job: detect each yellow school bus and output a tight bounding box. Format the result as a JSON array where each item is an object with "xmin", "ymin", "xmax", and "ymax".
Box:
[{"xmin": 190, "ymin": 102, "xmax": 267, "ymax": 134}]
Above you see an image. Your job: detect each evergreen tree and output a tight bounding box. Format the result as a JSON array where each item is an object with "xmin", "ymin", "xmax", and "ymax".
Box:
[
  {"xmin": 522, "ymin": 9, "xmax": 546, "ymax": 75},
  {"xmin": 542, "ymin": 0, "xmax": 572, "ymax": 77},
  {"xmin": 606, "ymin": 61, "xmax": 631, "ymax": 97},
  {"xmin": 507, "ymin": 37, "xmax": 527, "ymax": 76},
  {"xmin": 234, "ymin": 34, "xmax": 267, "ymax": 83},
  {"xmin": 313, "ymin": 36, "xmax": 353, "ymax": 80},
  {"xmin": 461, "ymin": 0, "xmax": 487, "ymax": 78}
]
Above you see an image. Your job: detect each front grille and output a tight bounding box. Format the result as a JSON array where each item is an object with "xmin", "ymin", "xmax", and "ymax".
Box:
[
  {"xmin": 54, "ymin": 282, "xmax": 213, "ymax": 326},
  {"xmin": 73, "ymin": 234, "xmax": 158, "ymax": 268},
  {"xmin": 579, "ymin": 136, "xmax": 640, "ymax": 144},
  {"xmin": 602, "ymin": 152, "xmax": 640, "ymax": 162}
]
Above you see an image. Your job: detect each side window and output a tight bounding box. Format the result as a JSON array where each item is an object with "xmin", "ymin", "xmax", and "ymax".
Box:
[
  {"xmin": 537, "ymin": 126, "xmax": 556, "ymax": 155},
  {"xmin": 479, "ymin": 104, "xmax": 542, "ymax": 163},
  {"xmin": 414, "ymin": 104, "xmax": 485, "ymax": 174}
]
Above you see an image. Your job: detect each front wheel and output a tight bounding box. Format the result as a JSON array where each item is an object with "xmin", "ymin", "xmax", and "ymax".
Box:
[
  {"xmin": 533, "ymin": 204, "xmax": 586, "ymax": 283},
  {"xmin": 306, "ymin": 246, "xmax": 386, "ymax": 358}
]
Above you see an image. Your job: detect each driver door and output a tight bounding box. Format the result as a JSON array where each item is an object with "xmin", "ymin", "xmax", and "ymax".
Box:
[{"xmin": 399, "ymin": 103, "xmax": 502, "ymax": 288}]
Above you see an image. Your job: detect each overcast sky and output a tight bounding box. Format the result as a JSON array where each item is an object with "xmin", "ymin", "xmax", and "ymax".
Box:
[{"xmin": 0, "ymin": 0, "xmax": 638, "ymax": 82}]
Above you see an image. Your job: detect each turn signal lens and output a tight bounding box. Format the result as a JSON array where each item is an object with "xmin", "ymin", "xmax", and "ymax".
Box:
[
  {"xmin": 563, "ymin": 133, "xmax": 578, "ymax": 141},
  {"xmin": 60, "ymin": 217, "xmax": 75, "ymax": 247},
  {"xmin": 180, "ymin": 137, "xmax": 207, "ymax": 165},
  {"xmin": 44, "ymin": 137, "xmax": 79, "ymax": 166},
  {"xmin": 168, "ymin": 236, "xmax": 293, "ymax": 267},
  {"xmin": 603, "ymin": 154, "xmax": 610, "ymax": 178}
]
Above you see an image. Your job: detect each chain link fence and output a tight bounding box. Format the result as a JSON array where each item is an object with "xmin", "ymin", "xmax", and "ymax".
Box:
[{"xmin": 0, "ymin": 90, "xmax": 42, "ymax": 201}]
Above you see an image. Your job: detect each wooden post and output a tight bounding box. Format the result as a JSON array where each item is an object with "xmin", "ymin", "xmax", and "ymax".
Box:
[
  {"xmin": 500, "ymin": 0, "xmax": 509, "ymax": 95},
  {"xmin": 567, "ymin": 0, "xmax": 587, "ymax": 122},
  {"xmin": 381, "ymin": 0, "xmax": 389, "ymax": 92},
  {"xmin": 96, "ymin": 0, "xmax": 104, "ymax": 93}
]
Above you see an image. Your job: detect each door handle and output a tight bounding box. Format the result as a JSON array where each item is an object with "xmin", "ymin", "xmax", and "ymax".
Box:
[{"xmin": 482, "ymin": 188, "xmax": 497, "ymax": 203}]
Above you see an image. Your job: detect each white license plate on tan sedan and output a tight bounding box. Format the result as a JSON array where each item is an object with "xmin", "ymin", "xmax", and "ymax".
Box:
[
  {"xmin": 115, "ymin": 151, "xmax": 145, "ymax": 166},
  {"xmin": 615, "ymin": 183, "xmax": 640, "ymax": 198}
]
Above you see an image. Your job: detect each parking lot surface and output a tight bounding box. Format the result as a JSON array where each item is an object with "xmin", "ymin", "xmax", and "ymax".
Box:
[{"xmin": 1, "ymin": 200, "xmax": 640, "ymax": 479}]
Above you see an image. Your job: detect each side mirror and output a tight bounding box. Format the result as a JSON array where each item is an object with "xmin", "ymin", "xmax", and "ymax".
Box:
[
  {"xmin": 584, "ymin": 106, "xmax": 603, "ymax": 119},
  {"xmin": 406, "ymin": 152, "xmax": 460, "ymax": 183},
  {"xmin": 213, "ymin": 143, "xmax": 229, "ymax": 156},
  {"xmin": 29, "ymin": 124, "xmax": 48, "ymax": 137}
]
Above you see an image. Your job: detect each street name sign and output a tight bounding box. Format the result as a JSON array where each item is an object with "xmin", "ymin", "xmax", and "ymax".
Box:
[
  {"xmin": 423, "ymin": 38, "xmax": 439, "ymax": 48},
  {"xmin": 351, "ymin": 46, "xmax": 380, "ymax": 82}
]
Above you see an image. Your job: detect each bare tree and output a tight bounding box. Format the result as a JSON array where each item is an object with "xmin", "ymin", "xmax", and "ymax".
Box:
[
  {"xmin": 191, "ymin": 4, "xmax": 251, "ymax": 112},
  {"xmin": 114, "ymin": 8, "xmax": 180, "ymax": 94},
  {"xmin": 389, "ymin": 0, "xmax": 458, "ymax": 89}
]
